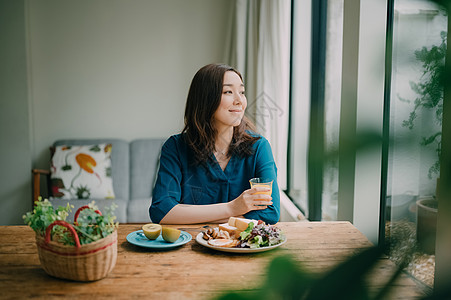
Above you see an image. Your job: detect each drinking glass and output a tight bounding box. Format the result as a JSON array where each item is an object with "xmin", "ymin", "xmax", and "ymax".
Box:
[{"xmin": 249, "ymin": 178, "xmax": 273, "ymax": 196}]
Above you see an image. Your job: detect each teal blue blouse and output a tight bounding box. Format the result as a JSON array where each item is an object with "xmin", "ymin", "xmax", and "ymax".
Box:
[{"xmin": 149, "ymin": 133, "xmax": 280, "ymax": 224}]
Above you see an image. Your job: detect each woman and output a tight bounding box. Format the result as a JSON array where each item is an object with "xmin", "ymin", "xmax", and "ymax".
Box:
[{"xmin": 149, "ymin": 63, "xmax": 280, "ymax": 224}]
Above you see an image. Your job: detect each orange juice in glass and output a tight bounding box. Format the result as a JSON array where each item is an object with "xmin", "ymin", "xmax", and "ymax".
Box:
[{"xmin": 249, "ymin": 178, "xmax": 273, "ymax": 197}]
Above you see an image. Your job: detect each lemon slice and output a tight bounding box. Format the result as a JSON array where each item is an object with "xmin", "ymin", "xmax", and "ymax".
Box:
[
  {"xmin": 142, "ymin": 223, "xmax": 162, "ymax": 240},
  {"xmin": 162, "ymin": 227, "xmax": 181, "ymax": 243}
]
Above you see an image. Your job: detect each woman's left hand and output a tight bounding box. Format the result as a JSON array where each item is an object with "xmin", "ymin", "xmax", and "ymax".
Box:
[{"xmin": 228, "ymin": 186, "xmax": 273, "ymax": 216}]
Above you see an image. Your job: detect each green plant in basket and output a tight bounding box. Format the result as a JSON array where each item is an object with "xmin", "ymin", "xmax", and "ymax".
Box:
[
  {"xmin": 73, "ymin": 202, "xmax": 118, "ymax": 245},
  {"xmin": 23, "ymin": 197, "xmax": 73, "ymax": 242},
  {"xmin": 23, "ymin": 198, "xmax": 118, "ymax": 246}
]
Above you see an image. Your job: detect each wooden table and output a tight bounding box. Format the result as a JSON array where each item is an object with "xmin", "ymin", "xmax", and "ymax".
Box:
[{"xmin": 0, "ymin": 222, "xmax": 424, "ymax": 299}]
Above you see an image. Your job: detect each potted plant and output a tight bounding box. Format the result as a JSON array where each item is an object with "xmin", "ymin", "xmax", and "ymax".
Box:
[
  {"xmin": 400, "ymin": 31, "xmax": 446, "ymax": 180},
  {"xmin": 400, "ymin": 31, "xmax": 446, "ymax": 254},
  {"xmin": 416, "ymin": 195, "xmax": 438, "ymax": 254},
  {"xmin": 23, "ymin": 198, "xmax": 119, "ymax": 281}
]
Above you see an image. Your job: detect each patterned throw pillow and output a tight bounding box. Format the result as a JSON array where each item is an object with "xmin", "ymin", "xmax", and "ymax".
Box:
[{"xmin": 50, "ymin": 144, "xmax": 115, "ymax": 200}]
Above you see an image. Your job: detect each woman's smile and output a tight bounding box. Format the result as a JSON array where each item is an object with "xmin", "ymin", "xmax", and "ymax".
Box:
[{"xmin": 213, "ymin": 71, "xmax": 248, "ymax": 130}]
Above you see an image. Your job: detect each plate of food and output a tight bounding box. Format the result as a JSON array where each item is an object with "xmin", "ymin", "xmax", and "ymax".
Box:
[
  {"xmin": 196, "ymin": 217, "xmax": 286, "ymax": 253},
  {"xmin": 127, "ymin": 224, "xmax": 192, "ymax": 249}
]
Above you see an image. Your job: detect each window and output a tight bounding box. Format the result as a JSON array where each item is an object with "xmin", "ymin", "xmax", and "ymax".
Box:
[
  {"xmin": 384, "ymin": 0, "xmax": 447, "ymax": 289},
  {"xmin": 322, "ymin": 0, "xmax": 344, "ymax": 221},
  {"xmin": 288, "ymin": 0, "xmax": 448, "ymax": 291},
  {"xmin": 288, "ymin": 0, "xmax": 312, "ymax": 217},
  {"xmin": 288, "ymin": 0, "xmax": 357, "ymax": 223}
]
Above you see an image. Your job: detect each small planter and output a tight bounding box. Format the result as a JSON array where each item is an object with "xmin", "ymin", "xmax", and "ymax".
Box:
[
  {"xmin": 36, "ymin": 225, "xmax": 117, "ymax": 281},
  {"xmin": 34, "ymin": 206, "xmax": 118, "ymax": 281},
  {"xmin": 416, "ymin": 197, "xmax": 438, "ymax": 254}
]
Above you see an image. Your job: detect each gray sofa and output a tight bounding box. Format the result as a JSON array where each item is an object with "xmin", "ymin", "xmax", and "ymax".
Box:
[{"xmin": 36, "ymin": 138, "xmax": 166, "ymax": 223}]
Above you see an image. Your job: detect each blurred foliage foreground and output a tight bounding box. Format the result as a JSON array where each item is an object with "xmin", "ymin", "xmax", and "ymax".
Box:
[{"xmin": 215, "ymin": 246, "xmax": 451, "ymax": 300}]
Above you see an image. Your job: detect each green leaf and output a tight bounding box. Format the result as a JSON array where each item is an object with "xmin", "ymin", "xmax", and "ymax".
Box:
[
  {"xmin": 23, "ymin": 199, "xmax": 117, "ymax": 246},
  {"xmin": 62, "ymin": 165, "xmax": 72, "ymax": 171},
  {"xmin": 304, "ymin": 247, "xmax": 384, "ymax": 300},
  {"xmin": 240, "ymin": 222, "xmax": 254, "ymax": 240},
  {"xmin": 215, "ymin": 255, "xmax": 313, "ymax": 300},
  {"xmin": 264, "ymin": 255, "xmax": 313, "ymax": 298},
  {"xmin": 90, "ymin": 145, "xmax": 101, "ymax": 152},
  {"xmin": 399, "ymin": 30, "xmax": 446, "ymax": 178}
]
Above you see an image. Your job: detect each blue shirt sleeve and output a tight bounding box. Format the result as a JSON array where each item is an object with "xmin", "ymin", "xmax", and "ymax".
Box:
[
  {"xmin": 243, "ymin": 137, "xmax": 280, "ymax": 224},
  {"xmin": 149, "ymin": 136, "xmax": 182, "ymax": 223}
]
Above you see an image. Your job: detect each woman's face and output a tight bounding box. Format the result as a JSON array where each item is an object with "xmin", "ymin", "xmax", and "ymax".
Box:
[{"xmin": 213, "ymin": 71, "xmax": 247, "ymax": 130}]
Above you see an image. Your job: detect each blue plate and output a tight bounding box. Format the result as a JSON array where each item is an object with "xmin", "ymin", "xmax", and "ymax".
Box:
[{"xmin": 126, "ymin": 230, "xmax": 192, "ymax": 249}]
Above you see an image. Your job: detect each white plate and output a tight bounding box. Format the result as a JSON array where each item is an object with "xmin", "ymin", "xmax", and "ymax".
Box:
[{"xmin": 195, "ymin": 232, "xmax": 287, "ymax": 253}]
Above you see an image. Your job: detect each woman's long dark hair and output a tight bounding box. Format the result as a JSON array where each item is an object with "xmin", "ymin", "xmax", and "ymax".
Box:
[{"xmin": 182, "ymin": 63, "xmax": 259, "ymax": 164}]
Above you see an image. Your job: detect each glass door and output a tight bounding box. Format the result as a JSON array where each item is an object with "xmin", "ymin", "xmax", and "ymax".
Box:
[{"xmin": 385, "ymin": 0, "xmax": 447, "ymax": 289}]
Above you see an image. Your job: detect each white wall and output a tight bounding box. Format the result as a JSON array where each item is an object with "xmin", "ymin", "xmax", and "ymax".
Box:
[
  {"xmin": 1, "ymin": 0, "xmax": 232, "ymax": 225},
  {"xmin": 0, "ymin": 0, "xmax": 32, "ymax": 225},
  {"xmin": 28, "ymin": 0, "xmax": 232, "ymax": 167}
]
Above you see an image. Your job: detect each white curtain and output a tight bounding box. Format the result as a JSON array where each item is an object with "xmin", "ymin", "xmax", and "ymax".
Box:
[{"xmin": 225, "ymin": 0, "xmax": 291, "ymax": 189}]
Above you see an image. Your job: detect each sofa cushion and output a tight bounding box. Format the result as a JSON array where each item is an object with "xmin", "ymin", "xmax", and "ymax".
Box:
[
  {"xmin": 130, "ymin": 139, "xmax": 165, "ymax": 199},
  {"xmin": 50, "ymin": 144, "xmax": 115, "ymax": 200},
  {"xmin": 54, "ymin": 139, "xmax": 129, "ymax": 201},
  {"xmin": 46, "ymin": 138, "xmax": 164, "ymax": 223}
]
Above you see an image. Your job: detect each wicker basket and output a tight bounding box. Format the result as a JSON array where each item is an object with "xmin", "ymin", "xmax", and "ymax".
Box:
[{"xmin": 35, "ymin": 206, "xmax": 118, "ymax": 281}]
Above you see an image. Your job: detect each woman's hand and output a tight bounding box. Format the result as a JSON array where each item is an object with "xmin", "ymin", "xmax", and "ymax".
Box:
[{"xmin": 229, "ymin": 186, "xmax": 273, "ymax": 216}]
